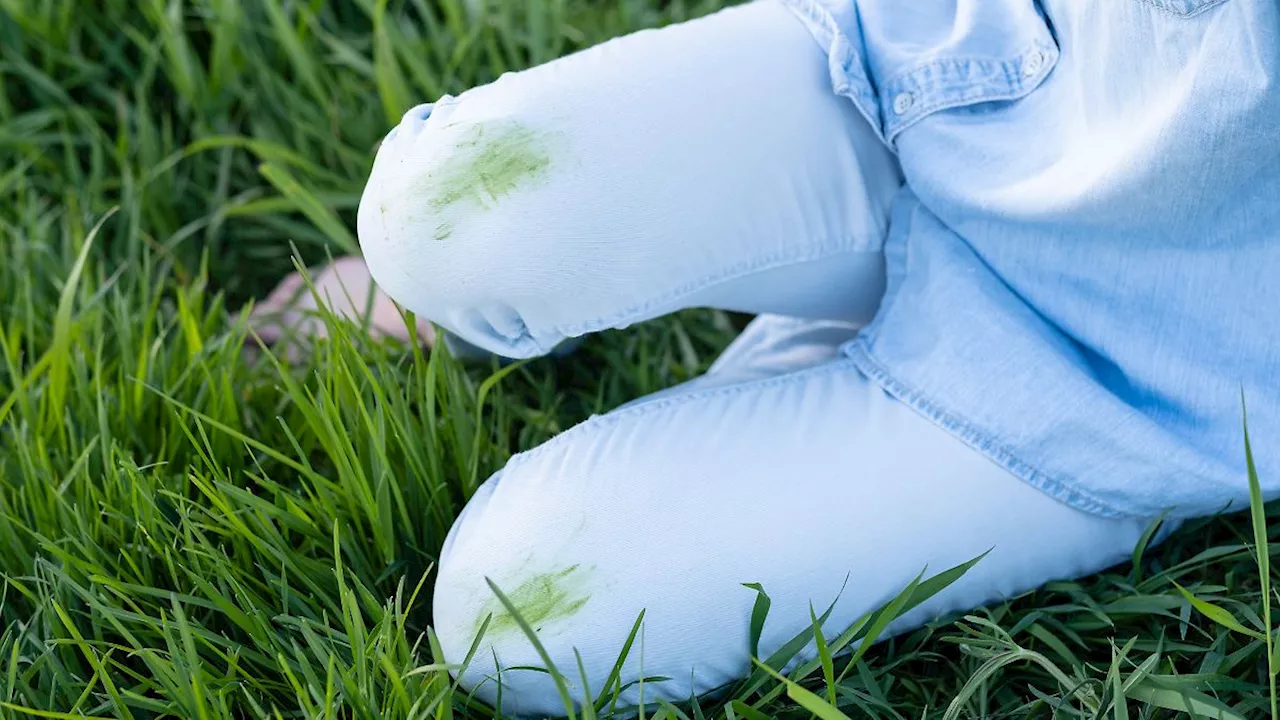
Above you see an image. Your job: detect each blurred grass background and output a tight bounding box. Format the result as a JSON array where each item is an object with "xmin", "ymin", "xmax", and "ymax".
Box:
[{"xmin": 1, "ymin": 0, "xmax": 1277, "ymax": 717}]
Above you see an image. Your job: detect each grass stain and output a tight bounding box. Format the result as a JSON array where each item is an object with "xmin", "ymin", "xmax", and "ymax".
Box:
[
  {"xmin": 420, "ymin": 121, "xmax": 554, "ymax": 239},
  {"xmin": 479, "ymin": 564, "xmax": 591, "ymax": 637}
]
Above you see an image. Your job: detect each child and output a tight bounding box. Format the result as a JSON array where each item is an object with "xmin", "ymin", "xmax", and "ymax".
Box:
[{"xmin": 259, "ymin": 0, "xmax": 1280, "ymax": 714}]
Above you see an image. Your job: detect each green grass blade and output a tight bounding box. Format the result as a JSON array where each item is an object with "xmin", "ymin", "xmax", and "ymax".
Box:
[
  {"xmin": 741, "ymin": 583, "xmax": 771, "ymax": 661},
  {"xmin": 258, "ymin": 163, "xmax": 358, "ymax": 254},
  {"xmin": 1126, "ymin": 681, "xmax": 1245, "ymax": 720},
  {"xmin": 1245, "ymin": 393, "xmax": 1277, "ymax": 719},
  {"xmin": 484, "ymin": 578, "xmax": 577, "ymax": 720},
  {"xmin": 1173, "ymin": 583, "xmax": 1264, "ymax": 639}
]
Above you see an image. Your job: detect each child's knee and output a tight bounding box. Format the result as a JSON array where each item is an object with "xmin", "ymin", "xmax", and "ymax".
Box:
[
  {"xmin": 430, "ymin": 462, "xmax": 617, "ymax": 717},
  {"xmin": 356, "ymin": 95, "xmax": 578, "ymax": 357},
  {"xmin": 427, "ymin": 381, "xmax": 782, "ymax": 715}
]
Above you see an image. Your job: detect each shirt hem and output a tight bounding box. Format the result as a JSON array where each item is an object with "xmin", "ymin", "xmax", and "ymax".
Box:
[{"xmin": 845, "ymin": 337, "xmax": 1143, "ymax": 520}]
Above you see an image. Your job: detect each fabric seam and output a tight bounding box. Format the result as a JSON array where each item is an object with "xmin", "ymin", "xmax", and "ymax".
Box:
[
  {"xmin": 878, "ymin": 42, "xmax": 1054, "ymax": 94},
  {"xmin": 885, "ymin": 80, "xmax": 1052, "ymax": 145},
  {"xmin": 775, "ymin": 0, "xmax": 889, "ymax": 146},
  {"xmin": 845, "ymin": 338, "xmax": 1137, "ymax": 519},
  {"xmin": 1134, "ymin": 0, "xmax": 1231, "ymax": 17},
  {"xmin": 882, "ymin": 41, "xmax": 1059, "ymax": 143}
]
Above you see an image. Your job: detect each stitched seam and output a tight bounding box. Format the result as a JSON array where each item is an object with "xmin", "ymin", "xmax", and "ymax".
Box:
[
  {"xmin": 551, "ymin": 237, "xmax": 884, "ymax": 338},
  {"xmin": 845, "ymin": 339, "xmax": 1139, "ymax": 519},
  {"xmin": 775, "ymin": 0, "xmax": 889, "ymax": 144},
  {"xmin": 883, "ymin": 42, "xmax": 1058, "ymax": 144},
  {"xmin": 879, "ymin": 42, "xmax": 1052, "ymax": 93},
  {"xmin": 503, "ymin": 360, "xmax": 860, "ymax": 471},
  {"xmin": 885, "ymin": 83, "xmax": 1052, "ymax": 144},
  {"xmin": 777, "ymin": 0, "xmax": 835, "ymax": 47},
  {"xmin": 1135, "ymin": 0, "xmax": 1231, "ymax": 17}
]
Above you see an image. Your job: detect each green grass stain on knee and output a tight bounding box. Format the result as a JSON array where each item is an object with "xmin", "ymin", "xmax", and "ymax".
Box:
[
  {"xmin": 420, "ymin": 121, "xmax": 554, "ymax": 239},
  {"xmin": 480, "ymin": 564, "xmax": 591, "ymax": 637}
]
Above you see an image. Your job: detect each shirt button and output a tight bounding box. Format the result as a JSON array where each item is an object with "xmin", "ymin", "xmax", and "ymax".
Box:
[
  {"xmin": 1023, "ymin": 49, "xmax": 1047, "ymax": 78},
  {"xmin": 892, "ymin": 92, "xmax": 914, "ymax": 116}
]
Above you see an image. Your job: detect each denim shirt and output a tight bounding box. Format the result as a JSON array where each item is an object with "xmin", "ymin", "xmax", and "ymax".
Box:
[{"xmin": 780, "ymin": 0, "xmax": 1280, "ymax": 518}]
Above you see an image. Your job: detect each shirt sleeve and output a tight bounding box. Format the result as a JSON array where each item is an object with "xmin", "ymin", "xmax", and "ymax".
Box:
[{"xmin": 775, "ymin": 0, "xmax": 886, "ymax": 144}]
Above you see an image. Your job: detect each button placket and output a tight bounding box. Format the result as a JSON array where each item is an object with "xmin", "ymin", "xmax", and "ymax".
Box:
[{"xmin": 877, "ymin": 37, "xmax": 1059, "ymax": 146}]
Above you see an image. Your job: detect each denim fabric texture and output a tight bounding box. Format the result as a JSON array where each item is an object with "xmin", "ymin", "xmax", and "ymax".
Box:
[{"xmin": 783, "ymin": 0, "xmax": 1280, "ymax": 518}]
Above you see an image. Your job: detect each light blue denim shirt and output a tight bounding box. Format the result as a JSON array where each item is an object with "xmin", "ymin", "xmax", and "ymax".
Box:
[{"xmin": 780, "ymin": 0, "xmax": 1280, "ymax": 518}]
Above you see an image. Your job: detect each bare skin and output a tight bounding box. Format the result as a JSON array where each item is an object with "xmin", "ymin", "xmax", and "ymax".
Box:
[{"xmin": 246, "ymin": 256, "xmax": 435, "ymax": 360}]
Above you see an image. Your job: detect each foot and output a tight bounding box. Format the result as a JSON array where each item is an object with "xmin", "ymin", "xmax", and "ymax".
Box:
[{"xmin": 246, "ymin": 256, "xmax": 435, "ymax": 361}]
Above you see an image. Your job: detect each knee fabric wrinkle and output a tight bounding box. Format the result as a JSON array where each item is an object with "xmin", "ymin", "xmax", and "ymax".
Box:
[
  {"xmin": 356, "ymin": 0, "xmax": 902, "ymax": 359},
  {"xmin": 430, "ymin": 342, "xmax": 1160, "ymax": 717}
]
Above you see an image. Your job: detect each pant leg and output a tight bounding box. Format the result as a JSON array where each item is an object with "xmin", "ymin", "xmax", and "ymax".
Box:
[
  {"xmin": 357, "ymin": 0, "xmax": 902, "ymax": 359},
  {"xmin": 614, "ymin": 313, "xmax": 865, "ymax": 409},
  {"xmin": 431, "ymin": 317, "xmax": 1159, "ymax": 717}
]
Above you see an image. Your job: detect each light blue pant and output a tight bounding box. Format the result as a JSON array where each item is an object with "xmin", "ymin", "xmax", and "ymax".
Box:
[{"xmin": 357, "ymin": 1, "xmax": 1162, "ymax": 715}]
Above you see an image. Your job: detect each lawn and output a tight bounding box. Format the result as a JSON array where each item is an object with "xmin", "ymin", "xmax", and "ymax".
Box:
[{"xmin": 0, "ymin": 1, "xmax": 1277, "ymax": 717}]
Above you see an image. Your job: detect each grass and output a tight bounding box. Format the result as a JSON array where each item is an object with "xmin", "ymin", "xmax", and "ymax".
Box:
[{"xmin": 0, "ymin": 0, "xmax": 1278, "ymax": 717}]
